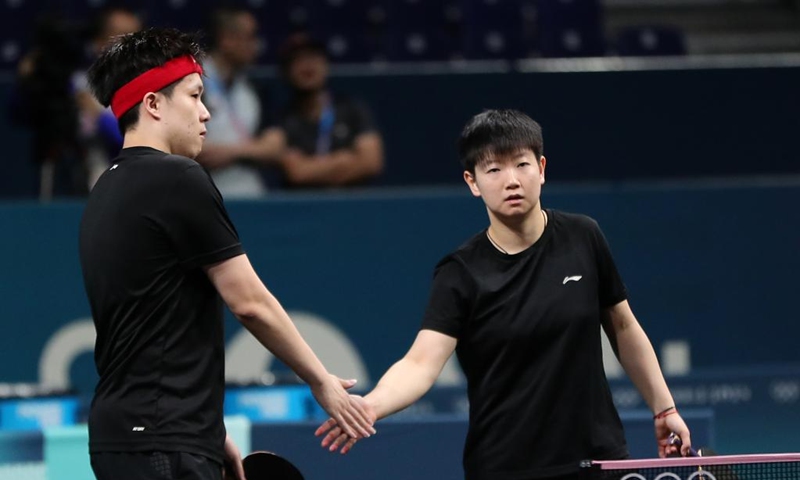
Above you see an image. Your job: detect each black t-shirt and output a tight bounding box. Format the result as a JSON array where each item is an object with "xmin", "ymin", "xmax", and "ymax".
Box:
[
  {"xmin": 79, "ymin": 146, "xmax": 244, "ymax": 463},
  {"xmin": 422, "ymin": 210, "xmax": 629, "ymax": 480},
  {"xmin": 280, "ymin": 93, "xmax": 377, "ymax": 156}
]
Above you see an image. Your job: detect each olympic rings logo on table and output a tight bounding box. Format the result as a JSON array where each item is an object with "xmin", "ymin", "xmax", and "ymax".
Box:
[{"xmin": 621, "ymin": 472, "xmax": 716, "ymax": 480}]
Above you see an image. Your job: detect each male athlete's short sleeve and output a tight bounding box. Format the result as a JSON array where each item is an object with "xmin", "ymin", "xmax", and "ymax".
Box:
[
  {"xmin": 161, "ymin": 163, "xmax": 244, "ymax": 268},
  {"xmin": 420, "ymin": 258, "xmax": 474, "ymax": 338},
  {"xmin": 590, "ymin": 221, "xmax": 627, "ymax": 307}
]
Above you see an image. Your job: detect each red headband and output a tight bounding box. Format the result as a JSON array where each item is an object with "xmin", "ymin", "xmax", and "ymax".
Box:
[{"xmin": 110, "ymin": 55, "xmax": 204, "ymax": 119}]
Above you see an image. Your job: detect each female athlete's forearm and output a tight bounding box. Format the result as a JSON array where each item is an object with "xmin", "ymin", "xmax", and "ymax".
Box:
[
  {"xmin": 366, "ymin": 357, "xmax": 438, "ymax": 419},
  {"xmin": 616, "ymin": 323, "xmax": 675, "ymax": 413}
]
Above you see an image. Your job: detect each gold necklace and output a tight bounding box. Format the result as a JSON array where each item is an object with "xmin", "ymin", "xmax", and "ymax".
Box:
[
  {"xmin": 487, "ymin": 209, "xmax": 547, "ymax": 255},
  {"xmin": 486, "ymin": 229, "xmax": 508, "ymax": 254}
]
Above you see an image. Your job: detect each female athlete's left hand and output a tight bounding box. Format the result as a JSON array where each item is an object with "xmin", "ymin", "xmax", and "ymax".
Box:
[{"xmin": 655, "ymin": 411, "xmax": 692, "ymax": 457}]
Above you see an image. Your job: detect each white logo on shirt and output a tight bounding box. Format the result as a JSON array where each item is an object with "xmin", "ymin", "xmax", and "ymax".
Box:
[
  {"xmin": 132, "ymin": 426, "xmax": 145, "ymax": 432},
  {"xmin": 109, "ymin": 164, "xmax": 119, "ymax": 171},
  {"xmin": 563, "ymin": 275, "xmax": 583, "ymax": 285}
]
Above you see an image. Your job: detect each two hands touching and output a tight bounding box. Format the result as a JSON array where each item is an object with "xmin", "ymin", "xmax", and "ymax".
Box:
[
  {"xmin": 315, "ymin": 394, "xmax": 376, "ymax": 455},
  {"xmin": 310, "ymin": 377, "xmax": 376, "ymax": 440},
  {"xmin": 223, "ymin": 376, "xmax": 376, "ymax": 479}
]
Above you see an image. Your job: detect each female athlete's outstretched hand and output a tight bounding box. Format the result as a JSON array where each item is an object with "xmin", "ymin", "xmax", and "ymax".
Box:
[
  {"xmin": 315, "ymin": 394, "xmax": 376, "ymax": 454},
  {"xmin": 311, "ymin": 376, "xmax": 376, "ymax": 441}
]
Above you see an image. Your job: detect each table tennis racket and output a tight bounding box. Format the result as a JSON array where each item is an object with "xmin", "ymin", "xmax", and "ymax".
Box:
[{"xmin": 242, "ymin": 451, "xmax": 304, "ymax": 480}]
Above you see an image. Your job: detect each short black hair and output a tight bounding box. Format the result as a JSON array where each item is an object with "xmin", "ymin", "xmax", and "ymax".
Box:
[
  {"xmin": 87, "ymin": 27, "xmax": 205, "ymax": 133},
  {"xmin": 457, "ymin": 109, "xmax": 544, "ymax": 173}
]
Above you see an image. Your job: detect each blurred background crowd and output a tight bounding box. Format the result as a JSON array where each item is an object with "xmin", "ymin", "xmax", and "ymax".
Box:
[{"xmin": 2, "ymin": 0, "xmax": 800, "ymax": 200}]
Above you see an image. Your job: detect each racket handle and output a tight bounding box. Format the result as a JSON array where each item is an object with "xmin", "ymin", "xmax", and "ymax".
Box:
[{"xmin": 668, "ymin": 432, "xmax": 699, "ymax": 457}]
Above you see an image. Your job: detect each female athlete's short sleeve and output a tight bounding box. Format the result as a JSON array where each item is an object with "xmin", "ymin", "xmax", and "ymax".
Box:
[
  {"xmin": 161, "ymin": 164, "xmax": 244, "ymax": 269},
  {"xmin": 590, "ymin": 221, "xmax": 627, "ymax": 307},
  {"xmin": 420, "ymin": 258, "xmax": 474, "ymax": 338}
]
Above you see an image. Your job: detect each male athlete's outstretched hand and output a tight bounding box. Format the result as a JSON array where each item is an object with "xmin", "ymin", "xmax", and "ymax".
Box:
[
  {"xmin": 315, "ymin": 394, "xmax": 377, "ymax": 455},
  {"xmin": 655, "ymin": 412, "xmax": 692, "ymax": 458},
  {"xmin": 223, "ymin": 434, "xmax": 246, "ymax": 480},
  {"xmin": 311, "ymin": 376, "xmax": 376, "ymax": 441}
]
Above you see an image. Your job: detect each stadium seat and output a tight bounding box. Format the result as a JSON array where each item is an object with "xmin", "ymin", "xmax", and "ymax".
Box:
[
  {"xmin": 0, "ymin": 0, "xmax": 39, "ymax": 71},
  {"xmin": 144, "ymin": 0, "xmax": 211, "ymax": 32},
  {"xmin": 381, "ymin": 0, "xmax": 453, "ymax": 62},
  {"xmin": 461, "ymin": 0, "xmax": 528, "ymax": 60},
  {"xmin": 535, "ymin": 0, "xmax": 606, "ymax": 58},
  {"xmin": 248, "ymin": 0, "xmax": 316, "ymax": 64},
  {"xmin": 306, "ymin": 0, "xmax": 375, "ymax": 63},
  {"xmin": 615, "ymin": 25, "xmax": 687, "ymax": 56}
]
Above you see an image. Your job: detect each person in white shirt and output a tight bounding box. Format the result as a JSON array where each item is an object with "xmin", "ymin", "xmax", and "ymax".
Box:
[{"xmin": 195, "ymin": 6, "xmax": 284, "ymax": 199}]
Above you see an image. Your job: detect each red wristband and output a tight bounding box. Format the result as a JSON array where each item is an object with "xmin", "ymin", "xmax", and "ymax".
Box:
[{"xmin": 653, "ymin": 406, "xmax": 677, "ymax": 420}]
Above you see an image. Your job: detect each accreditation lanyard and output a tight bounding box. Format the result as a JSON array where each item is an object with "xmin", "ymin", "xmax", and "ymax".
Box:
[
  {"xmin": 315, "ymin": 96, "xmax": 336, "ymax": 156},
  {"xmin": 204, "ymin": 72, "xmax": 251, "ymax": 142}
]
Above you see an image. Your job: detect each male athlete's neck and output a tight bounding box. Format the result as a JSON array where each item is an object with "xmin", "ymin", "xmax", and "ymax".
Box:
[{"xmin": 122, "ymin": 128, "xmax": 173, "ymax": 155}]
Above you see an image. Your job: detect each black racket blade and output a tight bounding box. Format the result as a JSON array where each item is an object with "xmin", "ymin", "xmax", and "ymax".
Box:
[{"xmin": 242, "ymin": 451, "xmax": 304, "ymax": 480}]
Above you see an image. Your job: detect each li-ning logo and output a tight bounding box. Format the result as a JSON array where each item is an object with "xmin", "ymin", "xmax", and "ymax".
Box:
[
  {"xmin": 621, "ymin": 472, "xmax": 716, "ymax": 480},
  {"xmin": 562, "ymin": 275, "xmax": 582, "ymax": 285}
]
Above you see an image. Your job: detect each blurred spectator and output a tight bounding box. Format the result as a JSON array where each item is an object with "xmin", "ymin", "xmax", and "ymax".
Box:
[
  {"xmin": 8, "ymin": 8, "xmax": 141, "ymax": 199},
  {"xmin": 195, "ymin": 6, "xmax": 284, "ymax": 199},
  {"xmin": 9, "ymin": 14, "xmax": 86, "ymax": 199},
  {"xmin": 75, "ymin": 6, "xmax": 142, "ymax": 189},
  {"xmin": 276, "ymin": 33, "xmax": 384, "ymax": 188}
]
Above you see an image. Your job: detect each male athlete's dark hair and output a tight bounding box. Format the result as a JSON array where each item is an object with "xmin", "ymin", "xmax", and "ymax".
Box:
[
  {"xmin": 457, "ymin": 109, "xmax": 544, "ymax": 173},
  {"xmin": 87, "ymin": 27, "xmax": 205, "ymax": 133}
]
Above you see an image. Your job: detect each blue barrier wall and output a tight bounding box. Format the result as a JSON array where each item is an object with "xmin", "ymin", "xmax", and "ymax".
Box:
[
  {"xmin": 0, "ymin": 180, "xmax": 798, "ymax": 467},
  {"xmin": 2, "ymin": 65, "xmax": 799, "ymax": 197},
  {"xmin": 0, "ymin": 181, "xmax": 798, "ymax": 392}
]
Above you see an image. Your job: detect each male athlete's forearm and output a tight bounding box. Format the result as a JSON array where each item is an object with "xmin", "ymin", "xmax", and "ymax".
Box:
[
  {"xmin": 367, "ymin": 358, "xmax": 438, "ymax": 419},
  {"xmin": 616, "ymin": 325, "xmax": 674, "ymax": 412},
  {"xmin": 239, "ymin": 297, "xmax": 329, "ymax": 387}
]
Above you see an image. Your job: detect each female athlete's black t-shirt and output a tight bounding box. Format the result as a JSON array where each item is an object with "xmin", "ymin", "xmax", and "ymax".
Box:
[
  {"xmin": 422, "ymin": 210, "xmax": 629, "ymax": 480},
  {"xmin": 79, "ymin": 147, "xmax": 244, "ymax": 463}
]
